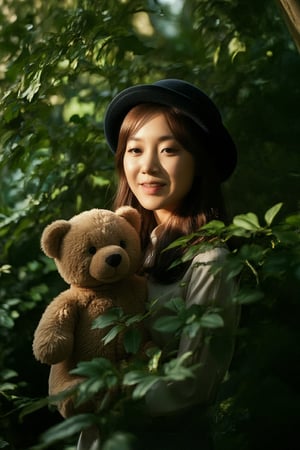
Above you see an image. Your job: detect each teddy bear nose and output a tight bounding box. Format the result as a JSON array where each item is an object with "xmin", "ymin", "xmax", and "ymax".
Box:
[{"xmin": 106, "ymin": 253, "xmax": 122, "ymax": 268}]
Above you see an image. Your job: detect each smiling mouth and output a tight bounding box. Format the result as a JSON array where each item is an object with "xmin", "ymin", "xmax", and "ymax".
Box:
[
  {"xmin": 142, "ymin": 182, "xmax": 164, "ymax": 187},
  {"xmin": 140, "ymin": 182, "xmax": 165, "ymax": 193}
]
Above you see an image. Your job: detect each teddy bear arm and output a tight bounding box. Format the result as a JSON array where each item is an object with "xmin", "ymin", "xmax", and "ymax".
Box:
[{"xmin": 33, "ymin": 294, "xmax": 77, "ymax": 365}]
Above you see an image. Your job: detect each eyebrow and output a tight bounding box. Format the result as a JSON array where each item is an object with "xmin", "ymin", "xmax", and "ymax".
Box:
[{"xmin": 127, "ymin": 134, "xmax": 176, "ymax": 142}]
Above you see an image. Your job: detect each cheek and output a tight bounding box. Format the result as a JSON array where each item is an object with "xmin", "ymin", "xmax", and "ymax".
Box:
[
  {"xmin": 169, "ymin": 158, "xmax": 195, "ymax": 191},
  {"xmin": 177, "ymin": 175, "xmax": 194, "ymax": 199},
  {"xmin": 123, "ymin": 158, "xmax": 136, "ymax": 183}
]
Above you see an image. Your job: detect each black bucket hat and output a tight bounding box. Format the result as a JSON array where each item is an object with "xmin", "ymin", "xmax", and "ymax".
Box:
[{"xmin": 104, "ymin": 79, "xmax": 237, "ymax": 181}]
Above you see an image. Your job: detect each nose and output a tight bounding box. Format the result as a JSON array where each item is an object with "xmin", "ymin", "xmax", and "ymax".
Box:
[
  {"xmin": 106, "ymin": 253, "xmax": 122, "ymax": 267},
  {"xmin": 141, "ymin": 150, "xmax": 160, "ymax": 174}
]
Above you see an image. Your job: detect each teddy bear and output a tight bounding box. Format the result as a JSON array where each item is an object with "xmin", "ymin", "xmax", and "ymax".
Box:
[{"xmin": 32, "ymin": 206, "xmax": 147, "ymax": 418}]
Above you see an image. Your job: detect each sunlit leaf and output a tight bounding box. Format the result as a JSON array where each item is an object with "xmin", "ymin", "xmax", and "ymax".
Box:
[
  {"xmin": 18, "ymin": 70, "xmax": 42, "ymax": 102},
  {"xmin": 233, "ymin": 213, "xmax": 261, "ymax": 231},
  {"xmin": 148, "ymin": 349, "xmax": 162, "ymax": 372},
  {"xmin": 264, "ymin": 202, "xmax": 283, "ymax": 226},
  {"xmin": 200, "ymin": 220, "xmax": 226, "ymax": 233}
]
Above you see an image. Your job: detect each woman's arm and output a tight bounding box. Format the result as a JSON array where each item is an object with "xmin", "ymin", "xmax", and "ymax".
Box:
[{"xmin": 145, "ymin": 247, "xmax": 239, "ymax": 417}]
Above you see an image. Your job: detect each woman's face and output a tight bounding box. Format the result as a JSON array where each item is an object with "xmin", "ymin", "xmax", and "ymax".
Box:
[{"xmin": 123, "ymin": 113, "xmax": 195, "ymax": 224}]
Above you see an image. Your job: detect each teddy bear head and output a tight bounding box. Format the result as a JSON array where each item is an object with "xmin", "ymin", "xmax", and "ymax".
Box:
[{"xmin": 41, "ymin": 206, "xmax": 142, "ymax": 287}]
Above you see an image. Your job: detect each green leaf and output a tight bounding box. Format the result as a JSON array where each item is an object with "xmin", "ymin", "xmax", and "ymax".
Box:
[
  {"xmin": 200, "ymin": 312, "xmax": 224, "ymax": 329},
  {"xmin": 148, "ymin": 349, "xmax": 162, "ymax": 372},
  {"xmin": 19, "ymin": 69, "xmax": 42, "ymax": 102},
  {"xmin": 20, "ymin": 397, "xmax": 51, "ymax": 420},
  {"xmin": 71, "ymin": 358, "xmax": 114, "ymax": 378},
  {"xmin": 0, "ymin": 310, "xmax": 14, "ymax": 329},
  {"xmin": 39, "ymin": 413, "xmax": 97, "ymax": 447},
  {"xmin": 72, "ymin": 357, "xmax": 114, "ymax": 375},
  {"xmin": 264, "ymin": 202, "xmax": 283, "ymax": 226},
  {"xmin": 153, "ymin": 316, "xmax": 182, "ymax": 333},
  {"xmin": 124, "ymin": 313, "xmax": 144, "ymax": 326},
  {"xmin": 102, "ymin": 325, "xmax": 124, "ymax": 345},
  {"xmin": 233, "ymin": 212, "xmax": 261, "ymax": 231},
  {"xmin": 233, "ymin": 289, "xmax": 264, "ymax": 304},
  {"xmin": 184, "ymin": 321, "xmax": 201, "ymax": 338},
  {"xmin": 164, "ymin": 296, "xmax": 185, "ymax": 313},
  {"xmin": 163, "ymin": 352, "xmax": 196, "ymax": 381},
  {"xmin": 124, "ymin": 328, "xmax": 142, "ymax": 354},
  {"xmin": 131, "ymin": 376, "xmax": 159, "ymax": 399},
  {"xmin": 273, "ymin": 230, "xmax": 300, "ymax": 245},
  {"xmin": 239, "ymin": 244, "xmax": 265, "ymax": 262},
  {"xmin": 123, "ymin": 370, "xmax": 146, "ymax": 386},
  {"xmin": 163, "ymin": 234, "xmax": 195, "ymax": 250},
  {"xmin": 181, "ymin": 244, "xmax": 208, "ymax": 262},
  {"xmin": 102, "ymin": 432, "xmax": 136, "ymax": 450},
  {"xmin": 0, "ymin": 264, "xmax": 12, "ymax": 275},
  {"xmin": 285, "ymin": 213, "xmax": 300, "ymax": 227},
  {"xmin": 226, "ymin": 224, "xmax": 253, "ymax": 238},
  {"xmin": 75, "ymin": 379, "xmax": 105, "ymax": 404},
  {"xmin": 93, "ymin": 307, "xmax": 123, "ymax": 329},
  {"xmin": 200, "ymin": 220, "xmax": 226, "ymax": 234},
  {"xmin": 223, "ymin": 257, "xmax": 245, "ymax": 279},
  {"xmin": 1, "ymin": 368, "xmax": 18, "ymax": 380},
  {"xmin": 165, "ymin": 365, "xmax": 195, "ymax": 381}
]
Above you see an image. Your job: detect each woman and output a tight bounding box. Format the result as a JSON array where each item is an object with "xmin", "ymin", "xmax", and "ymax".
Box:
[{"xmin": 77, "ymin": 79, "xmax": 239, "ymax": 450}]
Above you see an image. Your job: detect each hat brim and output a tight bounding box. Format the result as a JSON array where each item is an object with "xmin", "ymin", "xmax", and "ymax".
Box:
[{"xmin": 104, "ymin": 84, "xmax": 237, "ymax": 182}]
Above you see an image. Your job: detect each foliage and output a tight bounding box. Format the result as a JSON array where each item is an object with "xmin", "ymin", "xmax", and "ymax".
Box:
[
  {"xmin": 0, "ymin": 0, "xmax": 300, "ymax": 449},
  {"xmin": 11, "ymin": 204, "xmax": 300, "ymax": 450}
]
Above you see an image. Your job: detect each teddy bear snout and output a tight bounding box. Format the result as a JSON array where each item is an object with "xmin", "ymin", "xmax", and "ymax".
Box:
[
  {"xmin": 89, "ymin": 245, "xmax": 131, "ymax": 282},
  {"xmin": 106, "ymin": 253, "xmax": 122, "ymax": 268}
]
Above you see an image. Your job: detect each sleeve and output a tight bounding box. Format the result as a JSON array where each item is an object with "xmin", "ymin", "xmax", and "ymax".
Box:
[{"xmin": 145, "ymin": 247, "xmax": 239, "ymax": 417}]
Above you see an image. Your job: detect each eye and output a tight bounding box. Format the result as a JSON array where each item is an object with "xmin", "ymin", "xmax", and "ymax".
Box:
[
  {"xmin": 161, "ymin": 147, "xmax": 178, "ymax": 154},
  {"xmin": 127, "ymin": 147, "xmax": 142, "ymax": 155},
  {"xmin": 120, "ymin": 240, "xmax": 126, "ymax": 249},
  {"xmin": 88, "ymin": 246, "xmax": 97, "ymax": 255}
]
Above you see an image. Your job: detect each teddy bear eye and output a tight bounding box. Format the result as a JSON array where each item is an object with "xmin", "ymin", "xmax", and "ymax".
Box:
[
  {"xmin": 120, "ymin": 240, "xmax": 126, "ymax": 249},
  {"xmin": 88, "ymin": 246, "xmax": 97, "ymax": 255}
]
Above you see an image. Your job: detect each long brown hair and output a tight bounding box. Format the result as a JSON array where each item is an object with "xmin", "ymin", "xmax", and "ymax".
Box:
[{"xmin": 113, "ymin": 103, "xmax": 227, "ymax": 283}]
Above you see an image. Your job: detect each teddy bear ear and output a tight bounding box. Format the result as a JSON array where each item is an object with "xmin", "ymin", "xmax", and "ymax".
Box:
[
  {"xmin": 41, "ymin": 220, "xmax": 71, "ymax": 259},
  {"xmin": 115, "ymin": 206, "xmax": 141, "ymax": 233}
]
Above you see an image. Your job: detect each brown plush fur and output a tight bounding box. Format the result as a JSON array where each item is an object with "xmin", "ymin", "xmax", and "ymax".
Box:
[{"xmin": 33, "ymin": 207, "xmax": 147, "ymax": 418}]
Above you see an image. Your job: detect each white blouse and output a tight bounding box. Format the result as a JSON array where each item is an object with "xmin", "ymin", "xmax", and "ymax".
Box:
[{"xmin": 144, "ymin": 245, "xmax": 239, "ymax": 417}]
